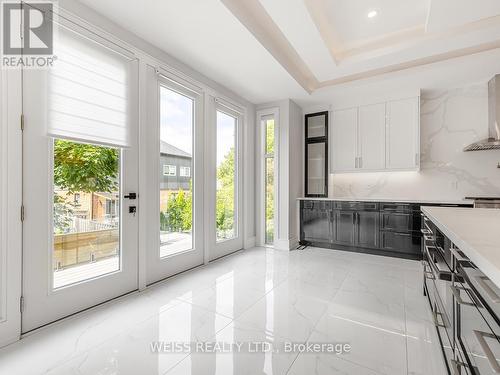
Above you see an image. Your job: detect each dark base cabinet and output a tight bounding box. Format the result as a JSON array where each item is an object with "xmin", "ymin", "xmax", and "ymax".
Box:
[
  {"xmin": 299, "ymin": 199, "xmax": 472, "ymax": 260},
  {"xmin": 379, "ymin": 232, "xmax": 421, "ymax": 255}
]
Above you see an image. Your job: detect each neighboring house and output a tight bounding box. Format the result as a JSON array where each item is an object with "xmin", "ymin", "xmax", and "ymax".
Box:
[
  {"xmin": 160, "ymin": 141, "xmax": 192, "ymax": 211},
  {"xmin": 54, "ymin": 190, "xmax": 119, "ymax": 224}
]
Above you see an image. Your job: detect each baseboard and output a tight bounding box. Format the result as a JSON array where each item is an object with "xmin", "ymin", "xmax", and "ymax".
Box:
[
  {"xmin": 244, "ymin": 236, "xmax": 256, "ymax": 249},
  {"xmin": 274, "ymin": 237, "xmax": 298, "ymax": 251},
  {"xmin": 0, "ymin": 333, "xmax": 20, "ymax": 349}
]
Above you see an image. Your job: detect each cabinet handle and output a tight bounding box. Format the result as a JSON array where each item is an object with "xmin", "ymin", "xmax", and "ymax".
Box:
[
  {"xmin": 474, "ymin": 330, "xmax": 500, "ymax": 373},
  {"xmin": 474, "ymin": 275, "xmax": 500, "ymax": 303},
  {"xmin": 449, "ymin": 246, "xmax": 469, "ymax": 263},
  {"xmin": 450, "ymin": 360, "xmax": 469, "ymax": 375},
  {"xmin": 355, "ymin": 157, "xmax": 358, "ymax": 168},
  {"xmin": 359, "ymin": 157, "xmax": 363, "ymax": 168},
  {"xmin": 433, "ymin": 310, "xmax": 446, "ymax": 328},
  {"xmin": 450, "ymin": 285, "xmax": 482, "ymax": 308},
  {"xmin": 415, "ymin": 153, "xmax": 419, "ymax": 166}
]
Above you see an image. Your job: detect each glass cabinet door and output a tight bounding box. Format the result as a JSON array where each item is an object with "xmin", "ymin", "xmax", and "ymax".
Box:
[
  {"xmin": 306, "ymin": 112, "xmax": 327, "ymax": 139},
  {"xmin": 305, "ymin": 111, "xmax": 328, "ymax": 197},
  {"xmin": 306, "ymin": 142, "xmax": 327, "ymax": 196}
]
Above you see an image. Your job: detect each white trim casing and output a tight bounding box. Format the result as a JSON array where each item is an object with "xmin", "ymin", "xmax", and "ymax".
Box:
[{"xmin": 0, "ymin": 68, "xmax": 23, "ymax": 347}]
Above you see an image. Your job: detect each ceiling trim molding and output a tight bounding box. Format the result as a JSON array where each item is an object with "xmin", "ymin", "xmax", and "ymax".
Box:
[
  {"xmin": 304, "ymin": 0, "xmax": 500, "ymax": 64},
  {"xmin": 221, "ymin": 0, "xmax": 319, "ymax": 93},
  {"xmin": 303, "ymin": 0, "xmax": 343, "ymax": 63},
  {"xmin": 318, "ymin": 40, "xmax": 500, "ymax": 88}
]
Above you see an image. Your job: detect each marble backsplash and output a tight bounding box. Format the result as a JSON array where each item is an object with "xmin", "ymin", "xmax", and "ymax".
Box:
[{"xmin": 330, "ymin": 84, "xmax": 500, "ymax": 201}]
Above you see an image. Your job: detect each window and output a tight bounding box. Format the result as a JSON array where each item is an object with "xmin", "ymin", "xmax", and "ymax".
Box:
[
  {"xmin": 163, "ymin": 164, "xmax": 176, "ymax": 176},
  {"xmin": 216, "ymin": 110, "xmax": 237, "ymax": 241},
  {"xmin": 159, "ymin": 86, "xmax": 194, "ymax": 257},
  {"xmin": 52, "ymin": 139, "xmax": 120, "ymax": 288},
  {"xmin": 264, "ymin": 117, "xmax": 275, "ymax": 244}
]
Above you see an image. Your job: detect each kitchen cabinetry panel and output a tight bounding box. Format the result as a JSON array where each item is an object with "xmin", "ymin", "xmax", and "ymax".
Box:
[
  {"xmin": 301, "ymin": 201, "xmax": 331, "ymax": 243},
  {"xmin": 300, "ymin": 199, "xmax": 471, "ymax": 260},
  {"xmin": 334, "ymin": 211, "xmax": 355, "ymax": 246},
  {"xmin": 331, "ymin": 108, "xmax": 357, "ymax": 172},
  {"xmin": 330, "ymin": 96, "xmax": 419, "ymax": 173},
  {"xmin": 380, "ymin": 231, "xmax": 420, "ymax": 255},
  {"xmin": 386, "ymin": 97, "xmax": 419, "ymax": 170},
  {"xmin": 356, "ymin": 211, "xmax": 379, "ymax": 249},
  {"xmin": 358, "ymin": 103, "xmax": 386, "ymax": 170}
]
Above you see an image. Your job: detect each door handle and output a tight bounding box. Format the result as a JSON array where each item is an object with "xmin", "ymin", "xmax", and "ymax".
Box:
[{"xmin": 124, "ymin": 192, "xmax": 137, "ymax": 200}]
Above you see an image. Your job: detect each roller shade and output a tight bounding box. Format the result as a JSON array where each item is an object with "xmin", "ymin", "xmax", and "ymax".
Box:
[{"xmin": 47, "ymin": 28, "xmax": 133, "ymax": 147}]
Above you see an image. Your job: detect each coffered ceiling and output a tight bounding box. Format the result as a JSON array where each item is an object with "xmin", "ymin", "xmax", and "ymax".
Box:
[
  {"xmin": 73, "ymin": 0, "xmax": 500, "ymax": 104},
  {"xmin": 223, "ymin": 0, "xmax": 500, "ymax": 90}
]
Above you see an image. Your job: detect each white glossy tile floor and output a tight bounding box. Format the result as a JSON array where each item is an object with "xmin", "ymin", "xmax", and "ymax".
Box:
[{"xmin": 0, "ymin": 247, "xmax": 446, "ymax": 375}]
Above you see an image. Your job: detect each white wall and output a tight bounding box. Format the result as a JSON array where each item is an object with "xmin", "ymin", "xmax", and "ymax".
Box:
[
  {"xmin": 328, "ymin": 83, "xmax": 500, "ymax": 201},
  {"xmin": 288, "ymin": 101, "xmax": 303, "ymax": 244}
]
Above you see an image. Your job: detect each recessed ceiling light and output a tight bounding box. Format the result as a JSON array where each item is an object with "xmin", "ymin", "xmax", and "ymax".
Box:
[{"xmin": 367, "ymin": 10, "xmax": 378, "ymax": 18}]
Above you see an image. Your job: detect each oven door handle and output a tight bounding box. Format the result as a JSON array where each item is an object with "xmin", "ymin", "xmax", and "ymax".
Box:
[
  {"xmin": 424, "ymin": 245, "xmax": 450, "ymax": 279},
  {"xmin": 474, "ymin": 330, "xmax": 500, "ymax": 373}
]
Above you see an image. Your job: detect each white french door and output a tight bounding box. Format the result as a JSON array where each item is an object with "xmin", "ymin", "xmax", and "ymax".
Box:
[
  {"xmin": 21, "ymin": 25, "xmax": 139, "ymax": 332},
  {"xmin": 210, "ymin": 102, "xmax": 243, "ymax": 260},
  {"xmin": 145, "ymin": 68, "xmax": 204, "ymax": 285}
]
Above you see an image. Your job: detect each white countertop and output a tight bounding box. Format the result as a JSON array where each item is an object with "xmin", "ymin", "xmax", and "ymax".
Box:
[
  {"xmin": 421, "ymin": 206, "xmax": 500, "ymax": 288},
  {"xmin": 297, "ymin": 197, "xmax": 474, "ymax": 205}
]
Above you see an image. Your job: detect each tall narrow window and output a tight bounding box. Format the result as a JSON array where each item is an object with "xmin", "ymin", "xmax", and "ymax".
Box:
[
  {"xmin": 216, "ymin": 111, "xmax": 237, "ymax": 241},
  {"xmin": 264, "ymin": 117, "xmax": 275, "ymax": 244},
  {"xmin": 159, "ymin": 86, "xmax": 194, "ymax": 257}
]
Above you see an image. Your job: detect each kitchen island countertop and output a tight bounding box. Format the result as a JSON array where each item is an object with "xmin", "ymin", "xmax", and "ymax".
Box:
[{"xmin": 421, "ymin": 206, "xmax": 500, "ymax": 288}]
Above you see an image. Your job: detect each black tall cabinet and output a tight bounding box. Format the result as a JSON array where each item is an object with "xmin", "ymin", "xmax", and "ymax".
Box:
[{"xmin": 305, "ymin": 111, "xmax": 328, "ymax": 197}]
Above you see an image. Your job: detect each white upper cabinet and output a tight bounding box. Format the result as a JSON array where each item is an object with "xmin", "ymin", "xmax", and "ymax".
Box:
[
  {"xmin": 330, "ymin": 96, "xmax": 420, "ymax": 173},
  {"xmin": 331, "ymin": 107, "xmax": 357, "ymax": 172},
  {"xmin": 386, "ymin": 97, "xmax": 420, "ymax": 170},
  {"xmin": 358, "ymin": 103, "xmax": 386, "ymax": 170}
]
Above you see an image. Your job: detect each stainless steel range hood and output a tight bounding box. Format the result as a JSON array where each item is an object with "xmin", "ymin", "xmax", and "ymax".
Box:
[{"xmin": 464, "ymin": 75, "xmax": 500, "ymax": 151}]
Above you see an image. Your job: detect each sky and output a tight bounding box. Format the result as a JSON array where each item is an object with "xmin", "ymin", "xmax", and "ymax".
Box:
[{"xmin": 160, "ymin": 87, "xmax": 235, "ymax": 167}]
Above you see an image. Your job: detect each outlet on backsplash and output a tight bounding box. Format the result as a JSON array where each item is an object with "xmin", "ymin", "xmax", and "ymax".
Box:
[{"xmin": 450, "ymin": 180, "xmax": 459, "ymax": 190}]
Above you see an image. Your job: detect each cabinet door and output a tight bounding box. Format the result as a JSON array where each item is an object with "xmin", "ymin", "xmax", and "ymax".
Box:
[
  {"xmin": 334, "ymin": 211, "xmax": 355, "ymax": 245},
  {"xmin": 356, "ymin": 211, "xmax": 379, "ymax": 248},
  {"xmin": 379, "ymin": 232, "xmax": 421, "ymax": 255},
  {"xmin": 301, "ymin": 202, "xmax": 331, "ymax": 243},
  {"xmin": 386, "ymin": 97, "xmax": 419, "ymax": 170},
  {"xmin": 331, "ymin": 108, "xmax": 357, "ymax": 172},
  {"xmin": 358, "ymin": 103, "xmax": 386, "ymax": 170},
  {"xmin": 306, "ymin": 142, "xmax": 327, "ymax": 196}
]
